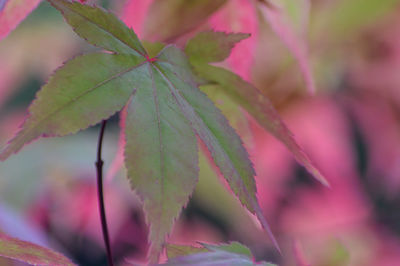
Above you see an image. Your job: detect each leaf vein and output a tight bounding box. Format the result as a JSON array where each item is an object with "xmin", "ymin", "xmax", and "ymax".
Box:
[
  {"xmin": 63, "ymin": 3, "xmax": 146, "ymax": 57},
  {"xmin": 148, "ymin": 64, "xmax": 165, "ymax": 232},
  {"xmin": 153, "ymin": 63, "xmax": 256, "ymax": 207},
  {"xmin": 29, "ymin": 59, "xmax": 147, "ymax": 135}
]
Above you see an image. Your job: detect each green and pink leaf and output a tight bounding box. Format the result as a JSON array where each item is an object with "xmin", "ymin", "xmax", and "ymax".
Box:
[{"xmin": 0, "ymin": 232, "xmax": 75, "ymax": 266}]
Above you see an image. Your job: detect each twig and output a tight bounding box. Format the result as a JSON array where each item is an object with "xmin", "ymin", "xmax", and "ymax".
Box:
[{"xmin": 96, "ymin": 120, "xmax": 114, "ymax": 266}]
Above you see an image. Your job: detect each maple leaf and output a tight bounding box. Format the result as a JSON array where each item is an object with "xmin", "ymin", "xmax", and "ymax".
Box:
[
  {"xmin": 0, "ymin": 232, "xmax": 75, "ymax": 266},
  {"xmin": 185, "ymin": 31, "xmax": 329, "ymax": 187},
  {"xmin": 0, "ymin": 0, "xmax": 279, "ymax": 262}
]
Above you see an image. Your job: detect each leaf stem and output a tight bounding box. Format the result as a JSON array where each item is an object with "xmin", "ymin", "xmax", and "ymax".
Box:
[{"xmin": 96, "ymin": 120, "xmax": 114, "ymax": 266}]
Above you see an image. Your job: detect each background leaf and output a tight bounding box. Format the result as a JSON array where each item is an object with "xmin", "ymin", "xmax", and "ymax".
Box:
[
  {"xmin": 0, "ymin": 232, "xmax": 75, "ymax": 266},
  {"xmin": 166, "ymin": 242, "xmax": 252, "ymax": 259},
  {"xmin": 311, "ymin": 0, "xmax": 400, "ymax": 41},
  {"xmin": 200, "ymin": 242, "xmax": 253, "ymax": 258},
  {"xmin": 161, "ymin": 242, "xmax": 276, "ymax": 266},
  {"xmin": 161, "ymin": 250, "xmax": 272, "ymax": 266},
  {"xmin": 142, "ymin": 0, "xmax": 227, "ymax": 42},
  {"xmin": 0, "ymin": 0, "xmax": 42, "ymax": 41},
  {"xmin": 166, "ymin": 244, "xmax": 207, "ymax": 259},
  {"xmin": 257, "ymin": 0, "xmax": 315, "ymax": 94}
]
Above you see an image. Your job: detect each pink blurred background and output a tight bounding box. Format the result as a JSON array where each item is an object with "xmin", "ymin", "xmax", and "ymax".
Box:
[{"xmin": 1, "ymin": 0, "xmax": 400, "ymax": 265}]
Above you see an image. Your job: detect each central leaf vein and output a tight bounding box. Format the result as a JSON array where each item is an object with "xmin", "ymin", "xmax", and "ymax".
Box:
[
  {"xmin": 153, "ymin": 62, "xmax": 255, "ymax": 207},
  {"xmin": 148, "ymin": 64, "xmax": 165, "ymax": 228},
  {"xmin": 30, "ymin": 59, "xmax": 147, "ymax": 134},
  {"xmin": 66, "ymin": 5, "xmax": 146, "ymax": 57}
]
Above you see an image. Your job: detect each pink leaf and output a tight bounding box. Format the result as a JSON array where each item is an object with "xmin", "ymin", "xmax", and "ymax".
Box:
[
  {"xmin": 258, "ymin": 0, "xmax": 316, "ymax": 94},
  {"xmin": 0, "ymin": 0, "xmax": 42, "ymax": 41},
  {"xmin": 0, "ymin": 232, "xmax": 75, "ymax": 265}
]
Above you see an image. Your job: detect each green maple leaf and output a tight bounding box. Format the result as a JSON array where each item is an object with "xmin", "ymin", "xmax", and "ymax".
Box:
[
  {"xmin": 0, "ymin": 0, "xmax": 279, "ymax": 262},
  {"xmin": 185, "ymin": 31, "xmax": 329, "ymax": 187}
]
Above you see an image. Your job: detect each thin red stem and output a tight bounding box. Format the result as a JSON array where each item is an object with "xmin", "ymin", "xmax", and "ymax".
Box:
[{"xmin": 96, "ymin": 120, "xmax": 114, "ymax": 266}]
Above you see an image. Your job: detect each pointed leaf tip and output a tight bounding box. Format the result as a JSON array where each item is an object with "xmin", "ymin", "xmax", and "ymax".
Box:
[
  {"xmin": 185, "ymin": 31, "xmax": 251, "ymax": 63},
  {"xmin": 253, "ymin": 201, "xmax": 281, "ymax": 254},
  {"xmin": 313, "ymin": 169, "xmax": 330, "ymax": 187},
  {"xmin": 47, "ymin": 0, "xmax": 147, "ymax": 56}
]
